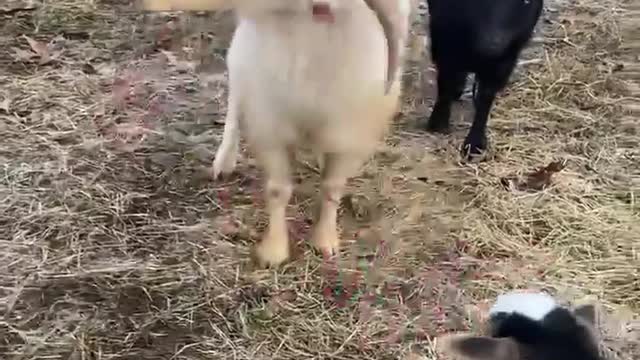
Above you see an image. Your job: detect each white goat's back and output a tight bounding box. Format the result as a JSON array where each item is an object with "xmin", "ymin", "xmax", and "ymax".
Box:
[{"xmin": 228, "ymin": 0, "xmax": 411, "ymax": 154}]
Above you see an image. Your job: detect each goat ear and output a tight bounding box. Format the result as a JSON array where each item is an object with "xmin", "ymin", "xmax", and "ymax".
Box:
[
  {"xmin": 362, "ymin": 0, "xmax": 401, "ymax": 94},
  {"xmin": 438, "ymin": 333, "xmax": 519, "ymax": 360},
  {"xmin": 574, "ymin": 304, "xmax": 597, "ymax": 327}
]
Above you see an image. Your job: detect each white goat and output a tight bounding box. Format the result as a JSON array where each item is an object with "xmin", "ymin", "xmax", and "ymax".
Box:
[{"xmin": 192, "ymin": 0, "xmax": 412, "ymax": 267}]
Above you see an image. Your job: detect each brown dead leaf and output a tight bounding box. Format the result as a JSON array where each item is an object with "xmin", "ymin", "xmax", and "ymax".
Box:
[
  {"xmin": 501, "ymin": 160, "xmax": 567, "ymax": 192},
  {"xmin": 0, "ymin": 97, "xmax": 10, "ymax": 113},
  {"xmin": 155, "ymin": 20, "xmax": 182, "ymax": 51},
  {"xmin": 160, "ymin": 49, "xmax": 197, "ymax": 72},
  {"xmin": 22, "ymin": 35, "xmax": 52, "ymax": 65},
  {"xmin": 111, "ymin": 77, "xmax": 132, "ymax": 109},
  {"xmin": 265, "ymin": 289, "xmax": 297, "ymax": 317},
  {"xmin": 11, "ymin": 47, "xmax": 35, "ymax": 62},
  {"xmin": 212, "ymin": 214, "xmax": 240, "ymax": 237},
  {"xmin": 159, "ymin": 49, "xmax": 179, "ymax": 66},
  {"xmin": 82, "ymin": 63, "xmax": 98, "ymax": 75}
]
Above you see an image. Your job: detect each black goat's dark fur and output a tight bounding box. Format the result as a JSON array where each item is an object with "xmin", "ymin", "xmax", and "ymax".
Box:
[
  {"xmin": 488, "ymin": 308, "xmax": 603, "ymax": 360},
  {"xmin": 422, "ymin": 0, "xmax": 544, "ymax": 159}
]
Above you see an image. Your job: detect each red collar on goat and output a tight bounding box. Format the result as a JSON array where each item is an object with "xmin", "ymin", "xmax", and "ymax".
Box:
[{"xmin": 312, "ymin": 2, "xmax": 335, "ymax": 23}]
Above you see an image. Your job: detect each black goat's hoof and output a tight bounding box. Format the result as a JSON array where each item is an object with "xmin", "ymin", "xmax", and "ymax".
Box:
[
  {"xmin": 461, "ymin": 136, "xmax": 488, "ymax": 161},
  {"xmin": 423, "ymin": 116, "xmax": 451, "ymax": 134}
]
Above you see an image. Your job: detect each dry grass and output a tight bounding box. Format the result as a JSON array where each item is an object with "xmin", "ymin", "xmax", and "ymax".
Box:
[{"xmin": 1, "ymin": 0, "xmax": 638, "ymax": 359}]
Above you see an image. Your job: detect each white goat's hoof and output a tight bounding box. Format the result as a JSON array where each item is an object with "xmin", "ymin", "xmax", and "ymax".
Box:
[
  {"xmin": 312, "ymin": 230, "xmax": 340, "ymax": 257},
  {"xmin": 254, "ymin": 237, "xmax": 290, "ymax": 268},
  {"xmin": 212, "ymin": 147, "xmax": 237, "ymax": 179}
]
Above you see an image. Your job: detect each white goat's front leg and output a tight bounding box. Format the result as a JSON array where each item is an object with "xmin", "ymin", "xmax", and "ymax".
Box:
[
  {"xmin": 254, "ymin": 147, "xmax": 293, "ymax": 267},
  {"xmin": 212, "ymin": 90, "xmax": 241, "ymax": 178},
  {"xmin": 312, "ymin": 152, "xmax": 367, "ymax": 256}
]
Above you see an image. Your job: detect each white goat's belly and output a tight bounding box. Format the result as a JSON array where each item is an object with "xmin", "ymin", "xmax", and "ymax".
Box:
[{"xmin": 228, "ymin": 12, "xmax": 395, "ymax": 150}]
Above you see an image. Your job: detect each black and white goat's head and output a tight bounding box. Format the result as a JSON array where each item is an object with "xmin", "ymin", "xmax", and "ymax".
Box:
[{"xmin": 439, "ymin": 292, "xmax": 603, "ymax": 360}]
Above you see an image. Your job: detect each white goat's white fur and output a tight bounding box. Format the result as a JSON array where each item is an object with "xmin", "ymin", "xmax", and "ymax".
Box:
[{"xmin": 213, "ymin": 0, "xmax": 412, "ymax": 266}]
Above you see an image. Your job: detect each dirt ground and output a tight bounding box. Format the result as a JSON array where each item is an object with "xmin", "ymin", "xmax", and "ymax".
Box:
[{"xmin": 0, "ymin": 0, "xmax": 638, "ymax": 359}]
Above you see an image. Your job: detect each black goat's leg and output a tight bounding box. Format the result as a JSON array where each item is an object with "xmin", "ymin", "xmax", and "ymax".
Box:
[
  {"xmin": 462, "ymin": 57, "xmax": 517, "ymax": 160},
  {"xmin": 462, "ymin": 80, "xmax": 498, "ymax": 159},
  {"xmin": 453, "ymin": 73, "xmax": 469, "ymax": 100},
  {"xmin": 423, "ymin": 68, "xmax": 467, "ymax": 133}
]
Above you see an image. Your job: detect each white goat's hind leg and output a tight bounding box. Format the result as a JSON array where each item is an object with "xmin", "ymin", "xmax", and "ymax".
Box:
[
  {"xmin": 312, "ymin": 152, "xmax": 368, "ymax": 256},
  {"xmin": 254, "ymin": 147, "xmax": 293, "ymax": 267},
  {"xmin": 212, "ymin": 90, "xmax": 241, "ymax": 178}
]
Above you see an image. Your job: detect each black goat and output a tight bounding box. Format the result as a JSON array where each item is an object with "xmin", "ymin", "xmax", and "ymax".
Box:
[
  {"xmin": 438, "ymin": 291, "xmax": 604, "ymax": 360},
  {"xmin": 422, "ymin": 0, "xmax": 544, "ymax": 159}
]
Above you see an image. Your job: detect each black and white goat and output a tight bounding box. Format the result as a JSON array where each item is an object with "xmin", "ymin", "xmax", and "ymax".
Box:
[
  {"xmin": 439, "ymin": 291, "xmax": 603, "ymax": 360},
  {"xmin": 422, "ymin": 0, "xmax": 544, "ymax": 159}
]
